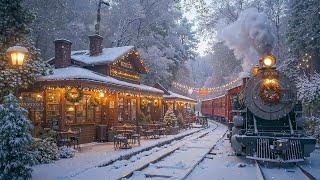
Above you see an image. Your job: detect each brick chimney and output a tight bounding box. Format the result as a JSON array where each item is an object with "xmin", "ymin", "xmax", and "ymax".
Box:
[
  {"xmin": 89, "ymin": 34, "xmax": 103, "ymax": 56},
  {"xmin": 54, "ymin": 39, "xmax": 72, "ymax": 68}
]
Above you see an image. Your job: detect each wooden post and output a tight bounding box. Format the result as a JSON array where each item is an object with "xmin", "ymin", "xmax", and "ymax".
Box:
[{"xmin": 60, "ymin": 89, "xmax": 66, "ymax": 130}]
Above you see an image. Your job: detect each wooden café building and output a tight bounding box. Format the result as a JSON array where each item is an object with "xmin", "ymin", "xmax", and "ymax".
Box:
[{"xmin": 20, "ymin": 35, "xmax": 165, "ymax": 143}]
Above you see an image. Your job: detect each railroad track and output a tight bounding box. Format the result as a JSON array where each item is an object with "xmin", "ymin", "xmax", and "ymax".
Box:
[
  {"xmin": 120, "ymin": 121, "xmax": 228, "ymax": 180},
  {"xmin": 255, "ymin": 161, "xmax": 317, "ymax": 180}
]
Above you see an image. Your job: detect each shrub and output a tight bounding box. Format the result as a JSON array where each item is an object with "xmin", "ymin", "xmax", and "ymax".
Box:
[
  {"xmin": 59, "ymin": 146, "xmax": 76, "ymax": 158},
  {"xmin": 304, "ymin": 116, "xmax": 320, "ymax": 143},
  {"xmin": 33, "ymin": 138, "xmax": 60, "ymax": 164}
]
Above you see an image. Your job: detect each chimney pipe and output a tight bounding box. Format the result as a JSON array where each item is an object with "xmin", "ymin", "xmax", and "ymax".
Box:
[
  {"xmin": 89, "ymin": 34, "xmax": 103, "ymax": 56},
  {"xmin": 54, "ymin": 39, "xmax": 72, "ymax": 68}
]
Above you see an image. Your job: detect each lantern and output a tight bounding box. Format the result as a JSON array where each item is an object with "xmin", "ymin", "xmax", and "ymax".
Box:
[
  {"xmin": 251, "ymin": 65, "xmax": 260, "ymax": 75},
  {"xmin": 6, "ymin": 45, "xmax": 28, "ymax": 66},
  {"xmin": 198, "ymin": 88, "xmax": 209, "ymax": 96}
]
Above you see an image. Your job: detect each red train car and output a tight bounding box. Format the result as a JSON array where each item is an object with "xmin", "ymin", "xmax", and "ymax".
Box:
[{"xmin": 201, "ymin": 85, "xmax": 242, "ymax": 124}]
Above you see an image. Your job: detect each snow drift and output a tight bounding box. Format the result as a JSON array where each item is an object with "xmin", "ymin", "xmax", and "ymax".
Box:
[{"xmin": 218, "ymin": 8, "xmax": 274, "ymax": 75}]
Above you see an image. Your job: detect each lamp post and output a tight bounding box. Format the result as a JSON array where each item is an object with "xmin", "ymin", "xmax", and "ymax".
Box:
[
  {"xmin": 95, "ymin": 0, "xmax": 110, "ymax": 35},
  {"xmin": 6, "ymin": 45, "xmax": 28, "ymax": 66}
]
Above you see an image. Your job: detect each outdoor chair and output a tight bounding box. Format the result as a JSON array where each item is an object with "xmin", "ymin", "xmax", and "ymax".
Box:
[
  {"xmin": 57, "ymin": 133, "xmax": 72, "ymax": 147},
  {"xmin": 113, "ymin": 129, "xmax": 129, "ymax": 149},
  {"xmin": 70, "ymin": 128, "xmax": 81, "ymax": 150}
]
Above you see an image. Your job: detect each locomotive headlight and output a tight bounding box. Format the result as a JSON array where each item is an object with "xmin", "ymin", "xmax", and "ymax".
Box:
[{"xmin": 262, "ymin": 55, "xmax": 276, "ymax": 67}]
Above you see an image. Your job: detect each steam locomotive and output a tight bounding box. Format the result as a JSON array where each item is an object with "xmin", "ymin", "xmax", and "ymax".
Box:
[{"xmin": 201, "ymin": 55, "xmax": 316, "ymax": 163}]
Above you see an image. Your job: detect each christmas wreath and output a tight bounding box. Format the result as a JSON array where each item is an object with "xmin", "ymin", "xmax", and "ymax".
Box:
[
  {"xmin": 259, "ymin": 81, "xmax": 281, "ymax": 104},
  {"xmin": 65, "ymin": 88, "xmax": 83, "ymax": 103},
  {"xmin": 88, "ymin": 97, "xmax": 99, "ymax": 108}
]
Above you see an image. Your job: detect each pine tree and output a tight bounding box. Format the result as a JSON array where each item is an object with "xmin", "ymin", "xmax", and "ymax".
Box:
[
  {"xmin": 0, "ymin": 0, "xmax": 49, "ymax": 98},
  {"xmin": 164, "ymin": 107, "xmax": 178, "ymax": 128},
  {"xmin": 0, "ymin": 94, "xmax": 35, "ymax": 179},
  {"xmin": 286, "ymin": 0, "xmax": 320, "ymax": 74}
]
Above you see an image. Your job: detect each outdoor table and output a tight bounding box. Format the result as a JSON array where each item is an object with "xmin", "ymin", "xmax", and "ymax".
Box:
[{"xmin": 56, "ymin": 130, "xmax": 77, "ymax": 147}]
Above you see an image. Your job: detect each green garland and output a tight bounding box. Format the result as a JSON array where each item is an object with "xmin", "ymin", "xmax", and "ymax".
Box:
[{"xmin": 65, "ymin": 88, "xmax": 84, "ymax": 103}]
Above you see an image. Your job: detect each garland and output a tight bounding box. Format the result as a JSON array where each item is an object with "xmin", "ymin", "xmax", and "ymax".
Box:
[
  {"xmin": 65, "ymin": 88, "xmax": 84, "ymax": 103},
  {"xmin": 259, "ymin": 81, "xmax": 281, "ymax": 104}
]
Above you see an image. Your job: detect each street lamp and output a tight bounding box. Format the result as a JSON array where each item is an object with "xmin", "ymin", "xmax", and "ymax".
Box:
[
  {"xmin": 95, "ymin": 0, "xmax": 110, "ymax": 35},
  {"xmin": 6, "ymin": 45, "xmax": 28, "ymax": 66}
]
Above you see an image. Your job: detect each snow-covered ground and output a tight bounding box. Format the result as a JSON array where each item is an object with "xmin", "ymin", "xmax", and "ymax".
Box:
[
  {"xmin": 32, "ymin": 121, "xmax": 320, "ymax": 180},
  {"xmin": 129, "ymin": 122, "xmax": 227, "ymax": 179},
  {"xmin": 32, "ymin": 128, "xmax": 202, "ymax": 180},
  {"xmin": 187, "ymin": 132, "xmax": 320, "ymax": 180},
  {"xmin": 65, "ymin": 123, "xmax": 221, "ymax": 179}
]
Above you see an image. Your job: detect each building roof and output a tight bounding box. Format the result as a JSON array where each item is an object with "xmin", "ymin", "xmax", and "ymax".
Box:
[
  {"xmin": 71, "ymin": 46, "xmax": 134, "ymax": 65},
  {"xmin": 163, "ymin": 90, "xmax": 197, "ymax": 102},
  {"xmin": 38, "ymin": 66, "xmax": 163, "ymax": 94}
]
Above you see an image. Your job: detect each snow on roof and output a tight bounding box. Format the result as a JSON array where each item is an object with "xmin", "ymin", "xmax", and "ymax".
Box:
[
  {"xmin": 164, "ymin": 90, "xmax": 196, "ymax": 102},
  {"xmin": 38, "ymin": 66, "xmax": 163, "ymax": 94},
  {"xmin": 201, "ymin": 94, "xmax": 226, "ymax": 102},
  {"xmin": 71, "ymin": 46, "xmax": 134, "ymax": 65}
]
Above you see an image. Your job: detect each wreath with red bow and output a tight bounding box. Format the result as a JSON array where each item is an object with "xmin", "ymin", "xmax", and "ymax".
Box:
[
  {"xmin": 65, "ymin": 88, "xmax": 84, "ymax": 103},
  {"xmin": 259, "ymin": 81, "xmax": 281, "ymax": 104}
]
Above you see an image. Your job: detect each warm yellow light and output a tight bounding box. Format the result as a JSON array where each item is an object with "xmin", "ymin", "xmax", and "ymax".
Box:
[
  {"xmin": 6, "ymin": 45, "xmax": 28, "ymax": 66},
  {"xmin": 264, "ymin": 78, "xmax": 276, "ymax": 84},
  {"xmin": 262, "ymin": 55, "xmax": 276, "ymax": 67},
  {"xmin": 264, "ymin": 58, "xmax": 272, "ymax": 66},
  {"xmin": 99, "ymin": 92, "xmax": 105, "ymax": 98},
  {"xmin": 68, "ymin": 107, "xmax": 75, "ymax": 111},
  {"xmin": 36, "ymin": 94, "xmax": 42, "ymax": 98},
  {"xmin": 251, "ymin": 65, "xmax": 259, "ymax": 75}
]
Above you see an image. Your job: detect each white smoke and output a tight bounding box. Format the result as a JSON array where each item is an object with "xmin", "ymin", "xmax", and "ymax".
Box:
[{"xmin": 218, "ymin": 8, "xmax": 275, "ymax": 75}]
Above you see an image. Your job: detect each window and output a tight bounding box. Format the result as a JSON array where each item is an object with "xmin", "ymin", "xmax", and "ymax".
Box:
[
  {"xmin": 65, "ymin": 94, "xmax": 102, "ymax": 124},
  {"xmin": 46, "ymin": 91, "xmax": 61, "ymax": 128},
  {"xmin": 131, "ymin": 99, "xmax": 137, "ymax": 120},
  {"xmin": 118, "ymin": 97, "xmax": 124, "ymax": 121}
]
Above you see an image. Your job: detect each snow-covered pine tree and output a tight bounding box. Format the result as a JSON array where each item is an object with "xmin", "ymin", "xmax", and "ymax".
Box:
[
  {"xmin": 286, "ymin": 0, "xmax": 320, "ymax": 74},
  {"xmin": 164, "ymin": 107, "xmax": 178, "ymax": 128},
  {"xmin": 0, "ymin": 0, "xmax": 49, "ymax": 98},
  {"xmin": 0, "ymin": 94, "xmax": 35, "ymax": 179}
]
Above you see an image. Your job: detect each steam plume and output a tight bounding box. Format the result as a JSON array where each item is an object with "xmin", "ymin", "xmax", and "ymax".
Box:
[{"xmin": 218, "ymin": 8, "xmax": 274, "ymax": 75}]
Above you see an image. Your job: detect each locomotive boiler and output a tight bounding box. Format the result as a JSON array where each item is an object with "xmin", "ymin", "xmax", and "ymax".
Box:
[{"xmin": 230, "ymin": 55, "xmax": 316, "ymax": 162}]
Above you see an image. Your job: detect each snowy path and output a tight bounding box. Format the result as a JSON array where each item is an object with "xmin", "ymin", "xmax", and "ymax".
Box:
[
  {"xmin": 68, "ymin": 122, "xmax": 222, "ymax": 179},
  {"xmin": 32, "ymin": 128, "xmax": 203, "ymax": 180}
]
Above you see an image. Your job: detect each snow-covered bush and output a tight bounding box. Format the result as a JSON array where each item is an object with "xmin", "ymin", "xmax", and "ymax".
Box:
[
  {"xmin": 32, "ymin": 138, "xmax": 60, "ymax": 164},
  {"xmin": 59, "ymin": 146, "xmax": 76, "ymax": 158},
  {"xmin": 296, "ymin": 72, "xmax": 320, "ymax": 106},
  {"xmin": 304, "ymin": 117, "xmax": 320, "ymax": 143},
  {"xmin": 0, "ymin": 94, "xmax": 35, "ymax": 179}
]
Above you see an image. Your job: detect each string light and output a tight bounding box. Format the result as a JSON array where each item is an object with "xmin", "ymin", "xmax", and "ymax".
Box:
[
  {"xmin": 110, "ymin": 68, "xmax": 140, "ymax": 80},
  {"xmin": 297, "ymin": 53, "xmax": 312, "ymax": 70},
  {"xmin": 172, "ymin": 76, "xmax": 242, "ymax": 94}
]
